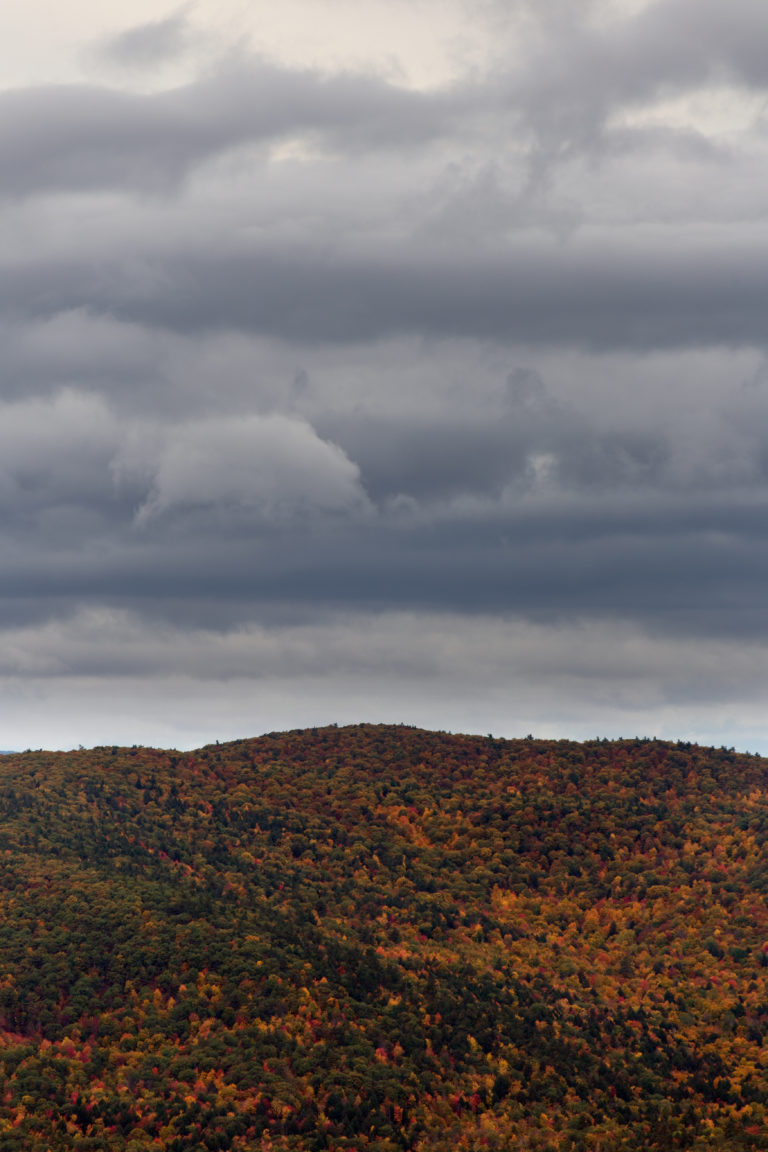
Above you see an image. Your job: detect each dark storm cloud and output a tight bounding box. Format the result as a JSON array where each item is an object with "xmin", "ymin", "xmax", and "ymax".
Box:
[
  {"xmin": 4, "ymin": 235, "xmax": 768, "ymax": 351},
  {"xmin": 119, "ymin": 240, "xmax": 768, "ymax": 350},
  {"xmin": 1, "ymin": 480, "xmax": 768, "ymax": 640},
  {"xmin": 318, "ymin": 375, "xmax": 668, "ymax": 501},
  {"xmin": 0, "ymin": 352, "xmax": 757, "ymax": 622}
]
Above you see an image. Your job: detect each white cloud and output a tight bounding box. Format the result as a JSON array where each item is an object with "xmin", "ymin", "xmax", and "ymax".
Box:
[{"xmin": 130, "ymin": 412, "xmax": 370, "ymax": 524}]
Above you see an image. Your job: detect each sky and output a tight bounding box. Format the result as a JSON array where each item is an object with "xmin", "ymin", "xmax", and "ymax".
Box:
[{"xmin": 2, "ymin": 0, "xmax": 768, "ymax": 751}]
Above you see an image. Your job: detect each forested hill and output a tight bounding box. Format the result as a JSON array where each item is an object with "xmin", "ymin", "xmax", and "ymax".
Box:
[{"xmin": 1, "ymin": 726, "xmax": 768, "ymax": 1150}]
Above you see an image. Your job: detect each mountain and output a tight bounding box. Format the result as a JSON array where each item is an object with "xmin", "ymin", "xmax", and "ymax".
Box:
[{"xmin": 0, "ymin": 724, "xmax": 766, "ymax": 1149}]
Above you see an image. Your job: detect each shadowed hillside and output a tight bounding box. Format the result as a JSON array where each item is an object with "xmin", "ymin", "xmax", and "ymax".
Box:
[{"xmin": 0, "ymin": 724, "xmax": 767, "ymax": 1149}]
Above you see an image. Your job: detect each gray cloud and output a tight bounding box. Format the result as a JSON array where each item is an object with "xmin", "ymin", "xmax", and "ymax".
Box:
[
  {"xmin": 0, "ymin": 60, "xmax": 461, "ymax": 198},
  {"xmin": 6, "ymin": 232, "xmax": 768, "ymax": 350},
  {"xmin": 2, "ymin": 2, "xmax": 768, "ymax": 748},
  {"xmin": 0, "ymin": 609, "xmax": 764, "ymax": 751},
  {"xmin": 15, "ymin": 0, "xmax": 768, "ymax": 206},
  {"xmin": 505, "ymin": 0, "xmax": 768, "ymax": 160},
  {"xmin": 100, "ymin": 7, "xmax": 194, "ymax": 67},
  {"xmin": 126, "ymin": 412, "xmax": 370, "ymax": 524},
  {"xmin": 0, "ymin": 342, "xmax": 766, "ymax": 644}
]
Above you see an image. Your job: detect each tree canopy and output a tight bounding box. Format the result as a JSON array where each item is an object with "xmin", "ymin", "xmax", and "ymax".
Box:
[{"xmin": 0, "ymin": 725, "xmax": 766, "ymax": 1149}]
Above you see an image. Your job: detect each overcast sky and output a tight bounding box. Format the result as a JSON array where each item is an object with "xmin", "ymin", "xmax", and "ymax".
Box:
[{"xmin": 2, "ymin": 0, "xmax": 768, "ymax": 751}]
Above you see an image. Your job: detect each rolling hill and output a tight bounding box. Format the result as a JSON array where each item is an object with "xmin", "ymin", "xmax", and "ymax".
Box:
[{"xmin": 0, "ymin": 724, "xmax": 766, "ymax": 1149}]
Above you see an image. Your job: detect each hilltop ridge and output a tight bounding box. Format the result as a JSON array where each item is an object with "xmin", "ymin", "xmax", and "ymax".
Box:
[{"xmin": 0, "ymin": 725, "xmax": 766, "ymax": 1149}]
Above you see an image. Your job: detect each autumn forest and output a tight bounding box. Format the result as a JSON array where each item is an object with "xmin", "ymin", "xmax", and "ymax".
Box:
[{"xmin": 0, "ymin": 724, "xmax": 767, "ymax": 1149}]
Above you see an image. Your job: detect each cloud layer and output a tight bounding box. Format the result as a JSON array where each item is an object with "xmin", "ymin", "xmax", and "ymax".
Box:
[{"xmin": 2, "ymin": 0, "xmax": 768, "ymax": 748}]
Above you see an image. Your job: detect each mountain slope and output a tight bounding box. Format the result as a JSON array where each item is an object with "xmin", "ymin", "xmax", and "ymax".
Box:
[{"xmin": 0, "ymin": 724, "xmax": 766, "ymax": 1149}]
